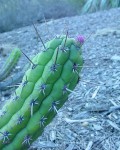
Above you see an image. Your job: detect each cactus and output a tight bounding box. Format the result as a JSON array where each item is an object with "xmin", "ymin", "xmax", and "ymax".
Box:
[
  {"xmin": 0, "ymin": 48, "xmax": 30, "ymax": 91},
  {"xmin": 0, "ymin": 34, "xmax": 83, "ymax": 150},
  {"xmin": 0, "ymin": 64, "xmax": 30, "ymax": 91},
  {"xmin": 0, "ymin": 48, "xmax": 21, "ymax": 82}
]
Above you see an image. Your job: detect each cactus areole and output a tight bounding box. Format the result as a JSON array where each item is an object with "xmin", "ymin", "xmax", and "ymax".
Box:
[{"xmin": 0, "ymin": 35, "xmax": 84, "ymax": 150}]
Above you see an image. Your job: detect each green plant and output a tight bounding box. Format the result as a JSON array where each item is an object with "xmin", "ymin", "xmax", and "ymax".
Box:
[
  {"xmin": 0, "ymin": 48, "xmax": 21, "ymax": 82},
  {"xmin": 0, "ymin": 48, "xmax": 30, "ymax": 91},
  {"xmin": 0, "ymin": 34, "xmax": 84, "ymax": 150},
  {"xmin": 82, "ymin": 0, "xmax": 120, "ymax": 13}
]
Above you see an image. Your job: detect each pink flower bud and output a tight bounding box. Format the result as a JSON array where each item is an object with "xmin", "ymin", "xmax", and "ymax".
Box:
[{"xmin": 76, "ymin": 35, "xmax": 85, "ymax": 44}]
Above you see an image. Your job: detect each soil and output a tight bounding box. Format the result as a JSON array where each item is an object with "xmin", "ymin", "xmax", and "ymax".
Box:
[{"xmin": 0, "ymin": 8, "xmax": 120, "ymax": 150}]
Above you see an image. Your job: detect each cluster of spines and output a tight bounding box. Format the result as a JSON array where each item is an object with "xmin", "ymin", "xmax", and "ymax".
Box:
[{"xmin": 0, "ymin": 33, "xmax": 83, "ymax": 150}]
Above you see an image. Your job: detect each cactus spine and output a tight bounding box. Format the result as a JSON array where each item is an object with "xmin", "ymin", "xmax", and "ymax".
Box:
[{"xmin": 0, "ymin": 35, "xmax": 83, "ymax": 150}]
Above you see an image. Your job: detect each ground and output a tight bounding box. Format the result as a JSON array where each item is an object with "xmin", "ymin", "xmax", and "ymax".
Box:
[{"xmin": 0, "ymin": 8, "xmax": 120, "ymax": 150}]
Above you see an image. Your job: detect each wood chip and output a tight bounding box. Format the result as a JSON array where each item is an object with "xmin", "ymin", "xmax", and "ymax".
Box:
[
  {"xmin": 85, "ymin": 141, "xmax": 93, "ymax": 150},
  {"xmin": 107, "ymin": 120, "xmax": 120, "ymax": 131},
  {"xmin": 49, "ymin": 130, "xmax": 57, "ymax": 141},
  {"xmin": 64, "ymin": 117, "xmax": 97, "ymax": 123},
  {"xmin": 65, "ymin": 143, "xmax": 74, "ymax": 150},
  {"xmin": 91, "ymin": 86, "xmax": 100, "ymax": 99}
]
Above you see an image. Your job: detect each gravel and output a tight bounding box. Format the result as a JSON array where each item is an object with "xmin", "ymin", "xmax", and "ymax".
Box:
[{"xmin": 0, "ymin": 8, "xmax": 120, "ymax": 150}]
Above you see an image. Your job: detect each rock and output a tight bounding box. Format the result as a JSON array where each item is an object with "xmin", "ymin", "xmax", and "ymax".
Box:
[{"xmin": 111, "ymin": 55, "xmax": 120, "ymax": 62}]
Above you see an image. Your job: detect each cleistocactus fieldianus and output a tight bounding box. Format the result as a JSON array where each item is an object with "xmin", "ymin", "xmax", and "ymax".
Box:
[
  {"xmin": 0, "ymin": 64, "xmax": 30, "ymax": 91},
  {"xmin": 0, "ymin": 48, "xmax": 21, "ymax": 82},
  {"xmin": 0, "ymin": 34, "xmax": 84, "ymax": 150}
]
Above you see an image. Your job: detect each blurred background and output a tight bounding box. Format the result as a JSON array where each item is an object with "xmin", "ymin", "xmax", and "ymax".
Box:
[{"xmin": 0, "ymin": 0, "xmax": 120, "ymax": 33}]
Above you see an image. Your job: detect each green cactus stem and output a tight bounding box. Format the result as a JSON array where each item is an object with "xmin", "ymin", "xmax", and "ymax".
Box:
[
  {"xmin": 0, "ymin": 35, "xmax": 83, "ymax": 150},
  {"xmin": 0, "ymin": 48, "xmax": 21, "ymax": 82},
  {"xmin": 0, "ymin": 64, "xmax": 30, "ymax": 91}
]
